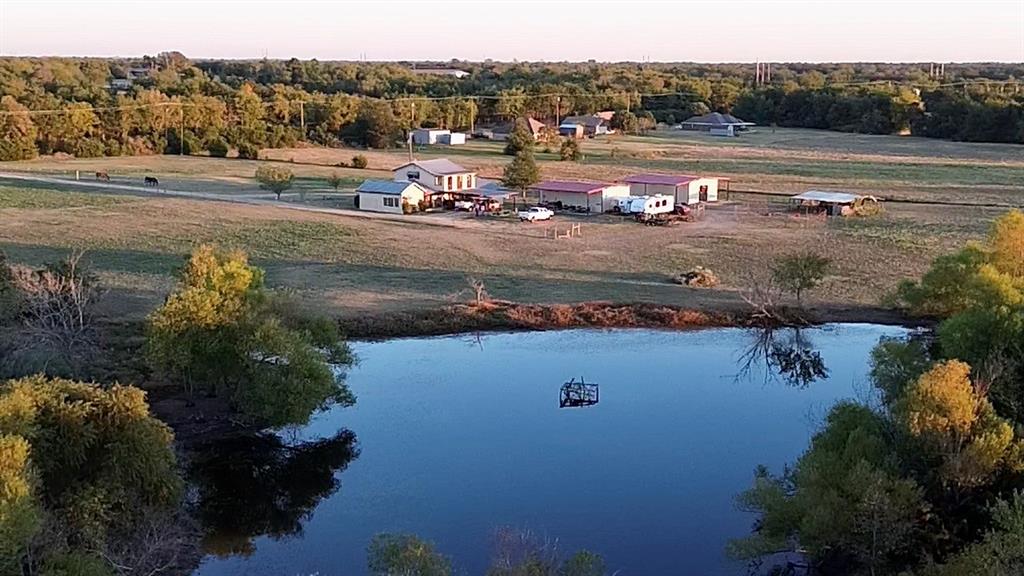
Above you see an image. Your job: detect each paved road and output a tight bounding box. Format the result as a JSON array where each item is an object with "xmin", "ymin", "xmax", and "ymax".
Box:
[{"xmin": 0, "ymin": 171, "xmax": 478, "ymax": 228}]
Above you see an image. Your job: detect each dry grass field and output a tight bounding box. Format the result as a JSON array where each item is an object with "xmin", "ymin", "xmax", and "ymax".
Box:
[{"xmin": 0, "ymin": 128, "xmax": 1020, "ymax": 325}]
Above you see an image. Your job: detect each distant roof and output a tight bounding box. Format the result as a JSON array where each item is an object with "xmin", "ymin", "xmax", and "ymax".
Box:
[
  {"xmin": 791, "ymin": 190, "xmax": 866, "ymax": 204},
  {"xmin": 622, "ymin": 173, "xmax": 699, "ymax": 186},
  {"xmin": 681, "ymin": 112, "xmax": 754, "ymax": 127},
  {"xmin": 356, "ymin": 179, "xmax": 426, "ymax": 195},
  {"xmin": 392, "ymin": 158, "xmax": 471, "ymax": 175},
  {"xmin": 409, "ymin": 68, "xmax": 469, "ymax": 77},
  {"xmin": 531, "ymin": 180, "xmax": 609, "ymax": 194},
  {"xmin": 526, "ymin": 117, "xmax": 546, "ymax": 134},
  {"xmin": 413, "ymin": 128, "xmax": 450, "ymax": 134},
  {"xmin": 562, "ymin": 115, "xmax": 606, "ymax": 128}
]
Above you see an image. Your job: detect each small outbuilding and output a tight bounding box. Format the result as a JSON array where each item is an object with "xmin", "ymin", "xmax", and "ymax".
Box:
[
  {"xmin": 437, "ymin": 132, "xmax": 466, "ymax": 145},
  {"xmin": 412, "ymin": 128, "xmax": 451, "ymax": 145},
  {"xmin": 622, "ymin": 173, "xmax": 720, "ymax": 204},
  {"xmin": 791, "ymin": 190, "xmax": 880, "ymax": 217},
  {"xmin": 356, "ymin": 180, "xmax": 430, "ymax": 214},
  {"xmin": 530, "ymin": 180, "xmax": 629, "ymax": 213}
]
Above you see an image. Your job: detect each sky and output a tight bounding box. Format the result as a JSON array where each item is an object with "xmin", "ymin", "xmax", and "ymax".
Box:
[{"xmin": 1, "ymin": 0, "xmax": 1022, "ymax": 62}]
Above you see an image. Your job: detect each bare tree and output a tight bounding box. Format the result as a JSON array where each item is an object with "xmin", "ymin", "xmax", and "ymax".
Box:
[
  {"xmin": 8, "ymin": 250, "xmax": 101, "ymax": 373},
  {"xmin": 467, "ymin": 277, "xmax": 489, "ymax": 306}
]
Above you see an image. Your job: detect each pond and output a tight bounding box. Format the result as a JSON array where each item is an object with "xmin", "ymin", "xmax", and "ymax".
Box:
[{"xmin": 192, "ymin": 324, "xmax": 908, "ymax": 576}]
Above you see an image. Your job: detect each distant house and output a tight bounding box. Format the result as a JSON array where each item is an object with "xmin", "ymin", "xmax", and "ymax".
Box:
[
  {"xmin": 530, "ymin": 180, "xmax": 629, "ymax": 213},
  {"xmin": 679, "ymin": 112, "xmax": 754, "ymax": 136},
  {"xmin": 409, "ymin": 68, "xmax": 470, "ymax": 79},
  {"xmin": 622, "ymin": 173, "xmax": 720, "ymax": 204},
  {"xmin": 558, "ymin": 123, "xmax": 585, "ymax": 139},
  {"xmin": 127, "ymin": 67, "xmax": 152, "ymax": 80},
  {"xmin": 477, "ymin": 117, "xmax": 546, "ymax": 141},
  {"xmin": 392, "ymin": 158, "xmax": 477, "ymax": 193},
  {"xmin": 561, "ymin": 114, "xmax": 612, "ymax": 137},
  {"xmin": 109, "ymin": 78, "xmax": 133, "ymax": 90},
  {"xmin": 356, "ymin": 180, "xmax": 430, "ymax": 214}
]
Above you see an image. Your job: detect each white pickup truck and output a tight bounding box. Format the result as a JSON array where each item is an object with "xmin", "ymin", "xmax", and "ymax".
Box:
[{"xmin": 518, "ymin": 206, "xmax": 554, "ymax": 222}]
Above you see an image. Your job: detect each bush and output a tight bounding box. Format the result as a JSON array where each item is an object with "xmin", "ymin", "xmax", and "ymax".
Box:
[
  {"xmin": 559, "ymin": 138, "xmax": 582, "ymax": 161},
  {"xmin": 71, "ymin": 138, "xmax": 107, "ymax": 158},
  {"xmin": 236, "ymin": 142, "xmax": 260, "ymax": 159},
  {"xmin": 351, "ymin": 154, "xmax": 368, "ymax": 169},
  {"xmin": 207, "ymin": 138, "xmax": 229, "ymax": 158}
]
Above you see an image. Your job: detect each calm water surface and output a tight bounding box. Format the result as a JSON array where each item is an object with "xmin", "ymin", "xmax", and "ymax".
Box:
[{"xmin": 193, "ymin": 324, "xmax": 907, "ymax": 576}]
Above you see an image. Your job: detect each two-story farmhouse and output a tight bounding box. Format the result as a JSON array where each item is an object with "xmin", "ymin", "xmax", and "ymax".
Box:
[{"xmin": 392, "ymin": 159, "xmax": 478, "ymax": 194}]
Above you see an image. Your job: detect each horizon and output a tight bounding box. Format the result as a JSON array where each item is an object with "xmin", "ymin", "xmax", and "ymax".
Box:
[{"xmin": 2, "ymin": 0, "xmax": 1022, "ymax": 63}]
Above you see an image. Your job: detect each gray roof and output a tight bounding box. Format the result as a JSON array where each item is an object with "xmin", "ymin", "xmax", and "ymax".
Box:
[
  {"xmin": 393, "ymin": 158, "xmax": 471, "ymax": 176},
  {"xmin": 682, "ymin": 112, "xmax": 754, "ymax": 127},
  {"xmin": 562, "ymin": 115, "xmax": 606, "ymax": 128},
  {"xmin": 792, "ymin": 190, "xmax": 867, "ymax": 204},
  {"xmin": 356, "ymin": 179, "xmax": 425, "ymax": 195}
]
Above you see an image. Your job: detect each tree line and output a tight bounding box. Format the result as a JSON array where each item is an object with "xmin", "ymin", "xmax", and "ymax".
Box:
[{"xmin": 0, "ymin": 54, "xmax": 1021, "ymax": 162}]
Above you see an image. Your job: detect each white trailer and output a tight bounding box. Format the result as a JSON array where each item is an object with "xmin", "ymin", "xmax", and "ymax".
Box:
[{"xmin": 616, "ymin": 195, "xmax": 674, "ymax": 215}]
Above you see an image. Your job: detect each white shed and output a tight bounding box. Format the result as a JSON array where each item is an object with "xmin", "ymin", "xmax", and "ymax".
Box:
[
  {"xmin": 356, "ymin": 180, "xmax": 429, "ymax": 214},
  {"xmin": 622, "ymin": 174, "xmax": 719, "ymax": 204},
  {"xmin": 438, "ymin": 132, "xmax": 466, "ymax": 145},
  {"xmin": 530, "ymin": 180, "xmax": 630, "ymax": 213},
  {"xmin": 412, "ymin": 128, "xmax": 451, "ymax": 145}
]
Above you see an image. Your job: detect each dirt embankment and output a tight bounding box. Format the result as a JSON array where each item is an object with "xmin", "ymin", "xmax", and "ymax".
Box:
[{"xmin": 337, "ymin": 300, "xmax": 929, "ymax": 340}]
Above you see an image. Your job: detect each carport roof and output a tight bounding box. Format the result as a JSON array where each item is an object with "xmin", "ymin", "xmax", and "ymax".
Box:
[
  {"xmin": 530, "ymin": 180, "xmax": 609, "ymax": 194},
  {"xmin": 622, "ymin": 173, "xmax": 699, "ymax": 186}
]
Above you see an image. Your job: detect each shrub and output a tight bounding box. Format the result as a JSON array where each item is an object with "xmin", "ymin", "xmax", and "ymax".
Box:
[
  {"xmin": 559, "ymin": 138, "xmax": 582, "ymax": 161},
  {"xmin": 236, "ymin": 142, "xmax": 260, "ymax": 159},
  {"xmin": 351, "ymin": 154, "xmax": 368, "ymax": 169},
  {"xmin": 207, "ymin": 138, "xmax": 229, "ymax": 158}
]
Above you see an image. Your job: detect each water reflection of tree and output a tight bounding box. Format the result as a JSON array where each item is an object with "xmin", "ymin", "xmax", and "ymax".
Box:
[
  {"xmin": 737, "ymin": 327, "xmax": 829, "ymax": 388},
  {"xmin": 189, "ymin": 429, "xmax": 359, "ymax": 557}
]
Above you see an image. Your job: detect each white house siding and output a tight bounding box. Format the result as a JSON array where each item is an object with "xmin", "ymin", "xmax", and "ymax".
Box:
[{"xmin": 358, "ymin": 188, "xmax": 425, "ymax": 214}]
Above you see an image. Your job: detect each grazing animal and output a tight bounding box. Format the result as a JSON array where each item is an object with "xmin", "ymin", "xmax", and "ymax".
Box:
[
  {"xmin": 95, "ymin": 171, "xmax": 110, "ymax": 182},
  {"xmin": 144, "ymin": 176, "xmax": 159, "ymax": 187}
]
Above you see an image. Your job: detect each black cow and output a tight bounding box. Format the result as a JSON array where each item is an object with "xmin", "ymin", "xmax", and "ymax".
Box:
[{"xmin": 144, "ymin": 176, "xmax": 159, "ymax": 187}]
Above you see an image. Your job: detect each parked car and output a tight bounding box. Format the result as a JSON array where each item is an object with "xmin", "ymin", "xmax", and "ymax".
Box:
[
  {"xmin": 453, "ymin": 200, "xmax": 474, "ymax": 211},
  {"xmin": 518, "ymin": 206, "xmax": 554, "ymax": 222}
]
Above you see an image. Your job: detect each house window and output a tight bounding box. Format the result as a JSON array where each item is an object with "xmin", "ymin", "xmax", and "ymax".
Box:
[
  {"xmin": 406, "ymin": 170, "xmax": 421, "ymax": 181},
  {"xmin": 457, "ymin": 176, "xmax": 463, "ymax": 190},
  {"xmin": 435, "ymin": 176, "xmax": 443, "ymax": 186},
  {"xmin": 383, "ymin": 197, "xmax": 399, "ymax": 208},
  {"xmin": 467, "ymin": 175, "xmax": 474, "ymax": 188},
  {"xmin": 447, "ymin": 176, "xmax": 453, "ymax": 190}
]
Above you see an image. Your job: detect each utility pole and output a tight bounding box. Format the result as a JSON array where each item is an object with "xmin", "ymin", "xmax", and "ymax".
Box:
[
  {"xmin": 555, "ymin": 95, "xmax": 561, "ymax": 127},
  {"xmin": 299, "ymin": 101, "xmax": 305, "ymax": 140},
  {"xmin": 178, "ymin": 103, "xmax": 184, "ymax": 156}
]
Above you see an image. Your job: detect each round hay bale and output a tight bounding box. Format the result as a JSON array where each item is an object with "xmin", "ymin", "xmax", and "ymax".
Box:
[{"xmin": 673, "ymin": 266, "xmax": 719, "ymax": 288}]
